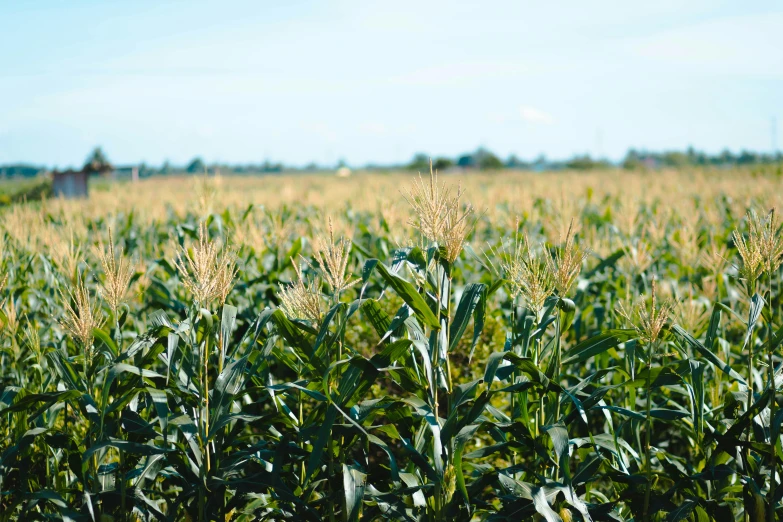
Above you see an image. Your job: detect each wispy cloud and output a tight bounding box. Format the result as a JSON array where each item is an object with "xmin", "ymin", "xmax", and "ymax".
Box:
[{"xmin": 519, "ymin": 106, "xmax": 555, "ymax": 125}]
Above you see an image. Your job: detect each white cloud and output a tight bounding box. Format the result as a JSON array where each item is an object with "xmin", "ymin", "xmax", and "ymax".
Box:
[{"xmin": 519, "ymin": 106, "xmax": 555, "ymax": 125}]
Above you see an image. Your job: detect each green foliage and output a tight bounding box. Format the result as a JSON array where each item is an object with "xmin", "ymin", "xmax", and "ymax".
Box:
[
  {"xmin": 622, "ymin": 147, "xmax": 782, "ymax": 170},
  {"xmin": 433, "ymin": 157, "xmax": 453, "ymax": 172},
  {"xmin": 565, "ymin": 155, "xmax": 612, "ymax": 170},
  {"xmin": 83, "ymin": 146, "xmax": 113, "ymax": 174},
  {"xmin": 408, "ymin": 155, "xmax": 455, "ymax": 173},
  {"xmin": 474, "ymin": 148, "xmax": 504, "ymax": 170},
  {"xmin": 0, "ymin": 178, "xmax": 52, "ymax": 206},
  {"xmin": 186, "ymin": 157, "xmax": 206, "ymax": 174},
  {"xmin": 408, "ymin": 153, "xmax": 430, "ymax": 171}
]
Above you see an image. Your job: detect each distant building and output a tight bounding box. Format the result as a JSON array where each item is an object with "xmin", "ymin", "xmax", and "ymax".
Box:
[{"xmin": 52, "ymin": 169, "xmax": 89, "ymax": 199}]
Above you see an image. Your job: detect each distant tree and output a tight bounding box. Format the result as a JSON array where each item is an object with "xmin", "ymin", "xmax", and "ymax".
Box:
[
  {"xmin": 0, "ymin": 164, "xmax": 44, "ymax": 178},
  {"xmin": 408, "ymin": 153, "xmax": 430, "ymax": 171},
  {"xmin": 432, "ymin": 157, "xmax": 453, "ymax": 171},
  {"xmin": 480, "ymin": 154, "xmax": 503, "ymax": 170},
  {"xmin": 622, "ymin": 149, "xmax": 644, "ymax": 170},
  {"xmin": 186, "ymin": 157, "xmax": 206, "ymax": 174},
  {"xmin": 160, "ymin": 160, "xmax": 172, "ymax": 175},
  {"xmin": 686, "ymin": 145, "xmax": 705, "ymax": 165},
  {"xmin": 566, "ymin": 154, "xmax": 612, "ymax": 170},
  {"xmin": 566, "ymin": 155, "xmax": 596, "ymax": 170},
  {"xmin": 262, "ymin": 161, "xmax": 283, "ymax": 173},
  {"xmin": 717, "ymin": 149, "xmax": 735, "ymax": 165},
  {"xmin": 532, "ymin": 154, "xmax": 548, "ymax": 171},
  {"xmin": 737, "ymin": 150, "xmax": 758, "ymax": 165},
  {"xmin": 83, "ymin": 147, "xmax": 113, "ymax": 174},
  {"xmin": 687, "ymin": 146, "xmax": 707, "ymax": 166},
  {"xmin": 474, "ymin": 148, "xmax": 503, "ymax": 170},
  {"xmin": 505, "ymin": 155, "xmax": 530, "ymax": 169},
  {"xmin": 457, "ymin": 154, "xmax": 475, "ymax": 168},
  {"xmin": 662, "ymin": 151, "xmax": 690, "ymax": 168}
]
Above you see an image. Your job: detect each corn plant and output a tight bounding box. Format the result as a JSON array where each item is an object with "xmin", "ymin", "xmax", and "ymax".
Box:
[{"xmin": 2, "ymin": 168, "xmax": 783, "ymax": 520}]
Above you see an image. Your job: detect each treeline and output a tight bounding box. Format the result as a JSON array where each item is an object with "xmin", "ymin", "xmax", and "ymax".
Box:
[
  {"xmin": 0, "ymin": 148, "xmax": 115, "ymax": 179},
  {"xmin": 175, "ymin": 157, "xmax": 287, "ymax": 175},
  {"xmin": 622, "ymin": 147, "xmax": 783, "ymax": 169},
  {"xmin": 407, "ymin": 146, "xmax": 783, "ymax": 171},
  {"xmin": 0, "ymin": 164, "xmax": 46, "ymax": 178},
  {"xmin": 1, "ymin": 146, "xmax": 781, "ymax": 180},
  {"xmin": 0, "ymin": 157, "xmax": 287, "ymax": 181}
]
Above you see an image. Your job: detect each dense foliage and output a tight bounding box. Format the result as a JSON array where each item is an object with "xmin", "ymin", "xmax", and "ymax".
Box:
[{"xmin": 1, "ymin": 169, "xmax": 783, "ymax": 521}]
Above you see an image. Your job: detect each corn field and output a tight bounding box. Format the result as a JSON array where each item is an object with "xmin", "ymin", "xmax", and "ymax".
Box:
[{"xmin": 2, "ymin": 167, "xmax": 783, "ymax": 521}]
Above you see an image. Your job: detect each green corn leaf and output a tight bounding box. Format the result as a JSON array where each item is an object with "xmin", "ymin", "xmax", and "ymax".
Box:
[
  {"xmin": 47, "ymin": 351, "xmax": 85, "ymax": 393},
  {"xmin": 0, "ymin": 390, "xmax": 80, "ymax": 416},
  {"xmin": 165, "ymin": 332, "xmax": 178, "ymax": 385},
  {"xmin": 743, "ymin": 293, "xmax": 764, "ymax": 349},
  {"xmin": 562, "ymin": 329, "xmax": 636, "ymax": 366},
  {"xmin": 649, "ymin": 408, "xmax": 689, "ymax": 420},
  {"xmin": 367, "ymin": 434, "xmax": 400, "ymax": 482},
  {"xmin": 705, "ymin": 302, "xmax": 721, "ymax": 350},
  {"xmin": 572, "ymin": 455, "xmax": 603, "ymax": 487},
  {"xmin": 101, "ymin": 364, "xmax": 165, "ymax": 413},
  {"xmin": 485, "ymin": 352, "xmax": 552, "ymax": 389},
  {"xmin": 374, "ymin": 261, "xmax": 440, "ymax": 330},
  {"xmin": 82, "ymin": 439, "xmax": 173, "ymax": 469},
  {"xmin": 532, "ymin": 487, "xmax": 563, "ymax": 522},
  {"xmin": 263, "ymin": 309, "xmax": 325, "ymax": 374},
  {"xmin": 220, "ymin": 304, "xmax": 238, "ymax": 367},
  {"xmin": 672, "ymin": 324, "xmax": 746, "ymax": 385},
  {"xmin": 283, "ymin": 236, "xmax": 303, "ymax": 269},
  {"xmin": 343, "ymin": 464, "xmax": 367, "ymax": 522},
  {"xmin": 92, "ymin": 327, "xmax": 118, "ymax": 358},
  {"xmin": 304, "ymin": 405, "xmax": 338, "ymax": 484},
  {"xmin": 544, "ymin": 422, "xmax": 570, "ymax": 480},
  {"xmin": 690, "ymin": 360, "xmax": 705, "ymax": 438},
  {"xmin": 449, "ymin": 283, "xmax": 486, "ymax": 352},
  {"xmin": 210, "ymin": 356, "xmax": 249, "ymax": 436},
  {"xmin": 454, "ymin": 424, "xmax": 480, "ymax": 510},
  {"xmin": 625, "ymin": 366, "xmax": 683, "ymax": 389},
  {"xmin": 381, "ymin": 304, "xmax": 412, "ymax": 344},
  {"xmin": 361, "ymin": 299, "xmax": 392, "ymax": 339},
  {"xmin": 146, "ymin": 387, "xmax": 169, "ymax": 443},
  {"xmin": 558, "ymin": 297, "xmax": 576, "ymax": 332},
  {"xmin": 585, "ymin": 248, "xmax": 625, "ymax": 276},
  {"xmin": 313, "ymin": 302, "xmax": 346, "ymax": 355},
  {"xmin": 403, "ymin": 397, "xmax": 444, "ymax": 477}
]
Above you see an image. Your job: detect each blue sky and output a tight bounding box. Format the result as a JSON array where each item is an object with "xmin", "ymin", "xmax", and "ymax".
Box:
[{"xmin": 1, "ymin": 0, "xmax": 781, "ymax": 168}]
